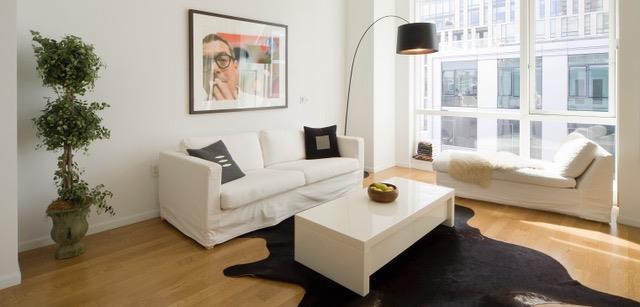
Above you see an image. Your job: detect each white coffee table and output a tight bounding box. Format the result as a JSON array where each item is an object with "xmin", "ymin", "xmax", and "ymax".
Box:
[{"xmin": 294, "ymin": 177, "xmax": 455, "ymax": 296}]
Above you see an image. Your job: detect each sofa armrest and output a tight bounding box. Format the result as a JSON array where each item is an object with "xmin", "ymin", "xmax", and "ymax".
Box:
[
  {"xmin": 575, "ymin": 152, "xmax": 613, "ymax": 205},
  {"xmin": 338, "ymin": 135, "xmax": 364, "ymax": 172},
  {"xmin": 159, "ymin": 151, "xmax": 222, "ymax": 231}
]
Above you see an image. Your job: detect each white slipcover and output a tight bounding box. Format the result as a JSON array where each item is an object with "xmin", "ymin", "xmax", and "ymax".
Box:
[
  {"xmin": 159, "ymin": 131, "xmax": 365, "ymax": 248},
  {"xmin": 220, "ymin": 169, "xmax": 305, "ymax": 210},
  {"xmin": 433, "ymin": 151, "xmax": 576, "ymax": 188},
  {"xmin": 179, "ymin": 132, "xmax": 264, "ymax": 171},
  {"xmin": 433, "ymin": 134, "xmax": 614, "ymax": 222},
  {"xmin": 553, "ymin": 133, "xmax": 598, "ymax": 178},
  {"xmin": 260, "ymin": 130, "xmax": 306, "ymax": 166},
  {"xmin": 268, "ymin": 157, "xmax": 360, "ymax": 184}
]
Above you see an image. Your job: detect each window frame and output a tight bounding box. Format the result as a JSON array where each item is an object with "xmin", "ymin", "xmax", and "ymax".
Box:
[{"xmin": 413, "ymin": 0, "xmax": 618, "ymax": 160}]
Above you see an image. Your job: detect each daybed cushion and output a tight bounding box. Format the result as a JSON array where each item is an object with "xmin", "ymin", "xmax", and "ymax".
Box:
[
  {"xmin": 433, "ymin": 151, "xmax": 576, "ymax": 188},
  {"xmin": 220, "ymin": 168, "xmax": 305, "ymax": 210},
  {"xmin": 267, "ymin": 157, "xmax": 359, "ymax": 184},
  {"xmin": 553, "ymin": 133, "xmax": 598, "ymax": 178},
  {"xmin": 259, "ymin": 130, "xmax": 306, "ymax": 166},
  {"xmin": 180, "ymin": 132, "xmax": 264, "ymax": 171}
]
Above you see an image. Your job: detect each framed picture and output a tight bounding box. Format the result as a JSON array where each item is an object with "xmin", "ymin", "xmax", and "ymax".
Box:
[{"xmin": 189, "ymin": 9, "xmax": 288, "ymax": 114}]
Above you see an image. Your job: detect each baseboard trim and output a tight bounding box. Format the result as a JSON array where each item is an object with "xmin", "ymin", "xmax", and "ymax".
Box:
[
  {"xmin": 395, "ymin": 161, "xmax": 411, "ymax": 168},
  {"xmin": 0, "ymin": 271, "xmax": 21, "ymax": 290},
  {"xmin": 618, "ymin": 215, "xmax": 640, "ymax": 228},
  {"xmin": 19, "ymin": 209, "xmax": 160, "ymax": 252}
]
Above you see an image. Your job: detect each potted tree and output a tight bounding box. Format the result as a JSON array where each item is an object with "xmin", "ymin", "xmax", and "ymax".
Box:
[{"xmin": 31, "ymin": 31, "xmax": 115, "ymax": 259}]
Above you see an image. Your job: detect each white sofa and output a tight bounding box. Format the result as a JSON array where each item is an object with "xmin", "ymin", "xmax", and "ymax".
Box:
[
  {"xmin": 159, "ymin": 130, "xmax": 364, "ymax": 248},
  {"xmin": 433, "ymin": 133, "xmax": 614, "ymax": 223}
]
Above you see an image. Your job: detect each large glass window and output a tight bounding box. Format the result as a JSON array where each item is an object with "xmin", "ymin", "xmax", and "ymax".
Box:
[
  {"xmin": 442, "ymin": 61, "xmax": 478, "ymax": 107},
  {"xmin": 497, "ymin": 58, "xmax": 520, "ymax": 109},
  {"xmin": 567, "ymin": 53, "xmax": 609, "ymax": 112},
  {"xmin": 414, "ymin": 0, "xmax": 616, "ymax": 168}
]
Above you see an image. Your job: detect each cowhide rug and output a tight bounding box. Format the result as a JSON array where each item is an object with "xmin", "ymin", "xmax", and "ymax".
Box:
[{"xmin": 224, "ymin": 205, "xmax": 639, "ymax": 306}]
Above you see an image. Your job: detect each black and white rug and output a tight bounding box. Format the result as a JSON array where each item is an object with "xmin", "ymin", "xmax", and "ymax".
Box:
[{"xmin": 224, "ymin": 205, "xmax": 640, "ymax": 306}]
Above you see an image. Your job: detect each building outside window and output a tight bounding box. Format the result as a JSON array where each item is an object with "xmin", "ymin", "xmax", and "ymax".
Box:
[
  {"xmin": 415, "ymin": 0, "xmax": 615, "ymax": 166},
  {"xmin": 468, "ymin": 0, "xmax": 481, "ymax": 26},
  {"xmin": 497, "ymin": 119, "xmax": 520, "ymax": 154},
  {"xmin": 551, "ymin": 0, "xmax": 567, "ymax": 17},
  {"xmin": 493, "ymin": 0, "xmax": 506, "ymax": 23},
  {"xmin": 497, "ymin": 58, "xmax": 520, "ymax": 109},
  {"xmin": 441, "ymin": 116, "xmax": 477, "ymax": 150},
  {"xmin": 568, "ymin": 53, "xmax": 608, "ymax": 112},
  {"xmin": 442, "ymin": 61, "xmax": 478, "ymax": 107}
]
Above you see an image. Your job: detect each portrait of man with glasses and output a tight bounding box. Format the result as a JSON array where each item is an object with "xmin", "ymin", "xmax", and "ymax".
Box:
[{"xmin": 202, "ymin": 34, "xmax": 240, "ymax": 101}]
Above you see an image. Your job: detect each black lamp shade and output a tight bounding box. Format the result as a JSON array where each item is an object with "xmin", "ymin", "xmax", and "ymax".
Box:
[{"xmin": 396, "ymin": 22, "xmax": 438, "ymax": 55}]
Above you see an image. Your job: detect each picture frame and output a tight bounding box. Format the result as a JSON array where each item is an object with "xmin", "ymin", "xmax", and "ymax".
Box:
[{"xmin": 188, "ymin": 9, "xmax": 288, "ymax": 114}]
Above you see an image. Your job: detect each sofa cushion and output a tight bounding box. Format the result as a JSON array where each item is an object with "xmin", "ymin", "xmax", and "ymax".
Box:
[
  {"xmin": 553, "ymin": 133, "xmax": 598, "ymax": 178},
  {"xmin": 220, "ymin": 169, "xmax": 305, "ymax": 210},
  {"xmin": 186, "ymin": 140, "xmax": 245, "ymax": 184},
  {"xmin": 267, "ymin": 157, "xmax": 359, "ymax": 184},
  {"xmin": 259, "ymin": 130, "xmax": 306, "ymax": 166},
  {"xmin": 492, "ymin": 167, "xmax": 576, "ymax": 188},
  {"xmin": 434, "ymin": 151, "xmax": 576, "ymax": 188},
  {"xmin": 180, "ymin": 132, "xmax": 264, "ymax": 171}
]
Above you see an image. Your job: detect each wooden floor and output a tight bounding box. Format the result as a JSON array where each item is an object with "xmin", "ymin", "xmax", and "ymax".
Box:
[{"xmin": 1, "ymin": 167, "xmax": 639, "ymax": 306}]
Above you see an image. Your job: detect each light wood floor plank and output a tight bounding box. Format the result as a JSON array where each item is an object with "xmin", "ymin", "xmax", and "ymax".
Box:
[{"xmin": 1, "ymin": 167, "xmax": 638, "ymax": 306}]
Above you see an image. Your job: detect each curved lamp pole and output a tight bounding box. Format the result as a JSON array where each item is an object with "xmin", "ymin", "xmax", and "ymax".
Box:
[{"xmin": 343, "ymin": 16, "xmax": 438, "ymax": 176}]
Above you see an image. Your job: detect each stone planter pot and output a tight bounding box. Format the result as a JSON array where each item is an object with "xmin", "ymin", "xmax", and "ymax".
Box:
[{"xmin": 47, "ymin": 206, "xmax": 89, "ymax": 259}]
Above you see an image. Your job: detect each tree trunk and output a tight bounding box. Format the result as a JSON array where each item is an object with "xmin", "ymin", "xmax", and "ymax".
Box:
[{"xmin": 63, "ymin": 144, "xmax": 73, "ymax": 191}]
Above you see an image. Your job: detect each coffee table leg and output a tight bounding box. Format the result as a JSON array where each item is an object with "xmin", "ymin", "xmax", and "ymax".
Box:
[{"xmin": 444, "ymin": 196, "xmax": 455, "ymax": 227}]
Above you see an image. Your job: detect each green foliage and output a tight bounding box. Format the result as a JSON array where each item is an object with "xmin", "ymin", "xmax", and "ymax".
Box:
[
  {"xmin": 31, "ymin": 31, "xmax": 114, "ymax": 215},
  {"xmin": 31, "ymin": 31, "xmax": 104, "ymax": 97},
  {"xmin": 34, "ymin": 97, "xmax": 110, "ymax": 152}
]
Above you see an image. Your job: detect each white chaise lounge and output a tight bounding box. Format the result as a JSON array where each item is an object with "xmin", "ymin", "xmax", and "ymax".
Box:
[
  {"xmin": 433, "ymin": 133, "xmax": 614, "ymax": 223},
  {"xmin": 159, "ymin": 130, "xmax": 364, "ymax": 248}
]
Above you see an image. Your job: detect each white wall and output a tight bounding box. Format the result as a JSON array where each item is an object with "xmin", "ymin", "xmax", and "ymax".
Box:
[
  {"xmin": 346, "ymin": 0, "xmax": 375, "ymax": 171},
  {"xmin": 373, "ymin": 0, "xmax": 397, "ymax": 172},
  {"xmin": 346, "ymin": 0, "xmax": 399, "ymax": 173},
  {"xmin": 617, "ymin": 0, "xmax": 640, "ymax": 227},
  {"xmin": 0, "ymin": 0, "xmax": 22, "ymax": 289},
  {"xmin": 395, "ymin": 0, "xmax": 413, "ymax": 168},
  {"xmin": 17, "ymin": 0, "xmax": 347, "ymax": 251}
]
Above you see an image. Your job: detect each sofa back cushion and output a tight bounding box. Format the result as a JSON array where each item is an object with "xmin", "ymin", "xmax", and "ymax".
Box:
[
  {"xmin": 180, "ymin": 132, "xmax": 264, "ymax": 171},
  {"xmin": 553, "ymin": 133, "xmax": 598, "ymax": 178},
  {"xmin": 260, "ymin": 130, "xmax": 306, "ymax": 166}
]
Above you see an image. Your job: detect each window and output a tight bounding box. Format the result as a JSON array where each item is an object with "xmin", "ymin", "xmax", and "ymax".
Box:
[
  {"xmin": 530, "ymin": 122, "xmax": 615, "ymax": 161},
  {"xmin": 441, "ymin": 116, "xmax": 477, "ymax": 150},
  {"xmin": 497, "ymin": 58, "xmax": 520, "ymax": 109},
  {"xmin": 551, "ymin": 0, "xmax": 567, "ymax": 16},
  {"xmin": 497, "ymin": 119, "xmax": 520, "ymax": 154},
  {"xmin": 468, "ymin": 0, "xmax": 481, "ymax": 26},
  {"xmin": 494, "ymin": 0, "xmax": 506, "ymax": 23},
  {"xmin": 586, "ymin": 0, "xmax": 604, "ymax": 12},
  {"xmin": 596, "ymin": 12, "xmax": 608, "ymax": 34},
  {"xmin": 567, "ymin": 53, "xmax": 609, "ymax": 112},
  {"xmin": 538, "ymin": 0, "xmax": 545, "ymax": 19},
  {"xmin": 441, "ymin": 61, "xmax": 478, "ymax": 107},
  {"xmin": 414, "ymin": 0, "xmax": 615, "ymax": 168}
]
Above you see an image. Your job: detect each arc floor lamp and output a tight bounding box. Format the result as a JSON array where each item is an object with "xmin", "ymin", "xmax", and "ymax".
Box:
[{"xmin": 344, "ymin": 15, "xmax": 439, "ymax": 177}]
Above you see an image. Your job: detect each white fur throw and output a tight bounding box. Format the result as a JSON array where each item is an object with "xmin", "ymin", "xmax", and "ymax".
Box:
[{"xmin": 448, "ymin": 151, "xmax": 543, "ymax": 187}]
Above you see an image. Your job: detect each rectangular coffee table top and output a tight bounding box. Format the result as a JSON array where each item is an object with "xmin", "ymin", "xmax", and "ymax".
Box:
[{"xmin": 296, "ymin": 177, "xmax": 454, "ymax": 244}]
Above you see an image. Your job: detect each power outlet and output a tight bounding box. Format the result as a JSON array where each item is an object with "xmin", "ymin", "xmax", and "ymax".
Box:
[
  {"xmin": 151, "ymin": 164, "xmax": 159, "ymax": 177},
  {"xmin": 299, "ymin": 96, "xmax": 309, "ymax": 104}
]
